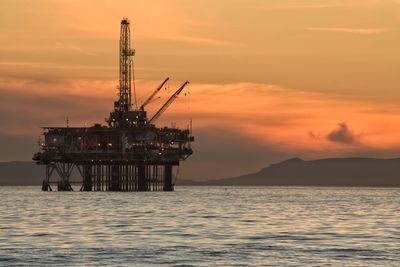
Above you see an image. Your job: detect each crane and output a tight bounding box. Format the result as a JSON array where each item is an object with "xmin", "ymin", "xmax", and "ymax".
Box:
[
  {"xmin": 148, "ymin": 81, "xmax": 189, "ymax": 124},
  {"xmin": 140, "ymin": 77, "xmax": 169, "ymax": 111}
]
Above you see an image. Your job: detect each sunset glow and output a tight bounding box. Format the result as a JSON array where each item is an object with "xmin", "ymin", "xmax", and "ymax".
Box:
[{"xmin": 1, "ymin": 0, "xmax": 400, "ymax": 179}]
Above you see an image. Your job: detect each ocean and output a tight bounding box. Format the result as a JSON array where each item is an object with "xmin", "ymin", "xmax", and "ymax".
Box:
[{"xmin": 0, "ymin": 186, "xmax": 399, "ymax": 266}]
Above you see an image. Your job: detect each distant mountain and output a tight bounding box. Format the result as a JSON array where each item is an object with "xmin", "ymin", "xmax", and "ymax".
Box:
[
  {"xmin": 206, "ymin": 158, "xmax": 400, "ymax": 187},
  {"xmin": 2, "ymin": 158, "xmax": 400, "ymax": 187},
  {"xmin": 0, "ymin": 161, "xmax": 44, "ymax": 185}
]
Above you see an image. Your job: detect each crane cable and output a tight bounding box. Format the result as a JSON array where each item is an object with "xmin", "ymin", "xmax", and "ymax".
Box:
[{"xmin": 187, "ymin": 84, "xmax": 192, "ymax": 136}]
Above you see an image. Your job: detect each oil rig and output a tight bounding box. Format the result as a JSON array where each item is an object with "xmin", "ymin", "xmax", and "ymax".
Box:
[{"xmin": 33, "ymin": 18, "xmax": 194, "ymax": 191}]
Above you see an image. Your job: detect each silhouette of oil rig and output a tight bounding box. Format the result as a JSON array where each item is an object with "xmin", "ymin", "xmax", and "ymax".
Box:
[{"xmin": 33, "ymin": 18, "xmax": 194, "ymax": 191}]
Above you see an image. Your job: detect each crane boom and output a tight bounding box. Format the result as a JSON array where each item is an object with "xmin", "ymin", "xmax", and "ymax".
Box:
[
  {"xmin": 148, "ymin": 81, "xmax": 189, "ymax": 124},
  {"xmin": 140, "ymin": 77, "xmax": 169, "ymax": 110}
]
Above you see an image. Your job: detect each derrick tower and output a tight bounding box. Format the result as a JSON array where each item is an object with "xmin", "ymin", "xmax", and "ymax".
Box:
[
  {"xmin": 118, "ymin": 18, "xmax": 134, "ymax": 112},
  {"xmin": 33, "ymin": 18, "xmax": 194, "ymax": 192}
]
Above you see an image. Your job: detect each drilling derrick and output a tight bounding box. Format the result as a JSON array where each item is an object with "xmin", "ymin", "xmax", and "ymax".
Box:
[
  {"xmin": 118, "ymin": 18, "xmax": 134, "ymax": 112},
  {"xmin": 33, "ymin": 18, "xmax": 194, "ymax": 192},
  {"xmin": 109, "ymin": 18, "xmax": 141, "ymax": 128}
]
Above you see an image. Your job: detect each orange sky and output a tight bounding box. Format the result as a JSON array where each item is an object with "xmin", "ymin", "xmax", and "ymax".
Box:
[{"xmin": 1, "ymin": 0, "xmax": 400, "ymax": 179}]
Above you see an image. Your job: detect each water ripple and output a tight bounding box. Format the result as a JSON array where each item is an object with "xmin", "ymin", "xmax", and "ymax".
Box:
[{"xmin": 0, "ymin": 186, "xmax": 399, "ymax": 266}]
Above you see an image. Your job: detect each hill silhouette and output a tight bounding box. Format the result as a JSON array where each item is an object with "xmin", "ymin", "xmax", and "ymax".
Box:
[
  {"xmin": 205, "ymin": 157, "xmax": 400, "ymax": 187},
  {"xmin": 1, "ymin": 158, "xmax": 400, "ymax": 186}
]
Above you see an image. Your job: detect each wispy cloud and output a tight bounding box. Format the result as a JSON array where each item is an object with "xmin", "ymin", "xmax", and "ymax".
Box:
[
  {"xmin": 3, "ymin": 78, "xmax": 400, "ymax": 178},
  {"xmin": 268, "ymin": 3, "xmax": 357, "ymax": 10},
  {"xmin": 305, "ymin": 27, "xmax": 390, "ymax": 35},
  {"xmin": 264, "ymin": 0, "xmax": 395, "ymax": 10},
  {"xmin": 148, "ymin": 35, "xmax": 237, "ymax": 47},
  {"xmin": 2, "ymin": 77, "xmax": 400, "ymax": 151}
]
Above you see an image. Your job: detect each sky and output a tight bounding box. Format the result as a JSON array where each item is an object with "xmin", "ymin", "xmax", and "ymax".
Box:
[{"xmin": 1, "ymin": 0, "xmax": 400, "ymax": 180}]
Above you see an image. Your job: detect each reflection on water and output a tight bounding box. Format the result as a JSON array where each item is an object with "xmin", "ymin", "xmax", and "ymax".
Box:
[{"xmin": 0, "ymin": 186, "xmax": 399, "ymax": 266}]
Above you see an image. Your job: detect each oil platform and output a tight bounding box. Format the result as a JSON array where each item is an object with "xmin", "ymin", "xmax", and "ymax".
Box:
[{"xmin": 33, "ymin": 18, "xmax": 194, "ymax": 191}]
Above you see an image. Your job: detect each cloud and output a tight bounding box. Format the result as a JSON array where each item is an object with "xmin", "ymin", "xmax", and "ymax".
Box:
[
  {"xmin": 49, "ymin": 0, "xmax": 233, "ymax": 47},
  {"xmin": 264, "ymin": 0, "xmax": 396, "ymax": 10},
  {"xmin": 267, "ymin": 3, "xmax": 356, "ymax": 9},
  {"xmin": 327, "ymin": 122, "xmax": 361, "ymax": 145},
  {"xmin": 155, "ymin": 35, "xmax": 236, "ymax": 47},
  {"xmin": 2, "ymin": 78, "xmax": 400, "ymax": 179},
  {"xmin": 305, "ymin": 27, "xmax": 390, "ymax": 35},
  {"xmin": 179, "ymin": 127, "xmax": 289, "ymax": 180},
  {"xmin": 309, "ymin": 131, "xmax": 321, "ymax": 140}
]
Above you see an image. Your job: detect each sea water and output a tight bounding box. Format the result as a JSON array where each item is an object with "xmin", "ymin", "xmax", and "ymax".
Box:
[{"xmin": 0, "ymin": 186, "xmax": 399, "ymax": 266}]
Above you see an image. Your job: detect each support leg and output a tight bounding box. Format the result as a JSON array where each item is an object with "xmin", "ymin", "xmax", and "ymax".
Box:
[
  {"xmin": 164, "ymin": 165, "xmax": 173, "ymax": 191},
  {"xmin": 42, "ymin": 164, "xmax": 53, "ymax": 191},
  {"xmin": 138, "ymin": 164, "xmax": 146, "ymax": 191},
  {"xmin": 83, "ymin": 165, "xmax": 93, "ymax": 191},
  {"xmin": 110, "ymin": 165, "xmax": 120, "ymax": 191}
]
